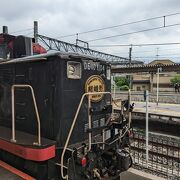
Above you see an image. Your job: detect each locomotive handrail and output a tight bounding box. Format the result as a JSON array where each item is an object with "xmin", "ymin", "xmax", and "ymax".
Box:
[
  {"xmin": 11, "ymin": 84, "xmax": 41, "ymax": 146},
  {"xmin": 61, "ymin": 91, "xmax": 113, "ymax": 179}
]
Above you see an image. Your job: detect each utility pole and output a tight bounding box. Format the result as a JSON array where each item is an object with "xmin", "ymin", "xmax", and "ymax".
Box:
[
  {"xmin": 129, "ymin": 47, "xmax": 132, "ymax": 89},
  {"xmin": 156, "ymin": 67, "xmax": 162, "ymax": 106},
  {"xmin": 128, "ymin": 89, "xmax": 132, "ymax": 129},
  {"xmin": 145, "ymin": 90, "xmax": 149, "ymax": 167},
  {"xmin": 129, "ymin": 47, "xmax": 132, "ymax": 66},
  {"xmin": 156, "ymin": 47, "xmax": 159, "ymax": 60},
  {"xmin": 34, "ymin": 21, "xmax": 38, "ymax": 43}
]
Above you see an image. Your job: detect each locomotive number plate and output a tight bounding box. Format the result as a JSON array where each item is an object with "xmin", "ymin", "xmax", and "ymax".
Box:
[{"xmin": 85, "ymin": 75, "xmax": 105, "ymax": 102}]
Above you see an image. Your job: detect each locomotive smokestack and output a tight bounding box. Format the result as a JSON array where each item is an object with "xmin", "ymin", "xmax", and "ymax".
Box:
[{"xmin": 2, "ymin": 26, "xmax": 8, "ymax": 34}]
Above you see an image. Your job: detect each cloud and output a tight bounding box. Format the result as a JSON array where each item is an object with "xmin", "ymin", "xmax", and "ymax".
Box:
[{"xmin": 0, "ymin": 0, "xmax": 180, "ymax": 62}]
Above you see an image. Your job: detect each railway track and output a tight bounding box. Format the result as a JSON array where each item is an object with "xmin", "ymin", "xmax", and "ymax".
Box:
[{"xmin": 130, "ymin": 130, "xmax": 180, "ymax": 179}]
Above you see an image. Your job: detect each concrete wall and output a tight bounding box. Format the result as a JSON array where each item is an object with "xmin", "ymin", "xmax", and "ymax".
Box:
[
  {"xmin": 153, "ymin": 87, "xmax": 174, "ymax": 92},
  {"xmin": 114, "ymin": 91, "xmax": 180, "ymax": 104}
]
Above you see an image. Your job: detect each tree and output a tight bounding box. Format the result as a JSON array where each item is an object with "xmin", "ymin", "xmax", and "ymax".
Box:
[
  {"xmin": 114, "ymin": 76, "xmax": 129, "ymax": 88},
  {"xmin": 170, "ymin": 74, "xmax": 180, "ymax": 85}
]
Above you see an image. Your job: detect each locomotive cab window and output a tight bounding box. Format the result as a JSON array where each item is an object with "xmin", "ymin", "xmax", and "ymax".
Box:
[{"xmin": 67, "ymin": 61, "xmax": 81, "ymax": 79}]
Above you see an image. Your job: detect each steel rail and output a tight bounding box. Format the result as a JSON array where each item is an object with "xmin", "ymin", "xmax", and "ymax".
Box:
[
  {"xmin": 131, "ymin": 146, "xmax": 179, "ymax": 162},
  {"xmin": 132, "ymin": 137, "xmax": 180, "ymax": 150}
]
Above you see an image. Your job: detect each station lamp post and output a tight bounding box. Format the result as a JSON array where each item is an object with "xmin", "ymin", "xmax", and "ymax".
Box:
[
  {"xmin": 156, "ymin": 67, "xmax": 162, "ymax": 106},
  {"xmin": 112, "ymin": 76, "xmax": 116, "ymax": 99}
]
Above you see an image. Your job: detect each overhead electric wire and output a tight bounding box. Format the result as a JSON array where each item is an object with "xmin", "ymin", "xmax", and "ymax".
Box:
[
  {"xmin": 24, "ymin": 31, "xmax": 34, "ymax": 36},
  {"xmin": 112, "ymin": 48, "xmax": 180, "ymax": 55},
  {"xmin": 133, "ymin": 47, "xmax": 180, "ymax": 53},
  {"xmin": 56, "ymin": 12, "xmax": 180, "ymax": 39},
  {"xmin": 136, "ymin": 53, "xmax": 180, "ymax": 56},
  {"xmin": 110, "ymin": 48, "xmax": 180, "ymax": 61},
  {"xmin": 9, "ymin": 28, "xmax": 33, "ymax": 34},
  {"xmin": 88, "ymin": 23, "xmax": 180, "ymax": 42},
  {"xmin": 113, "ymin": 51, "xmax": 180, "ymax": 59},
  {"xmin": 133, "ymin": 53, "xmax": 180, "ymax": 57},
  {"xmin": 91, "ymin": 42, "xmax": 180, "ymax": 47},
  {"xmin": 134, "ymin": 56, "xmax": 180, "ymax": 58}
]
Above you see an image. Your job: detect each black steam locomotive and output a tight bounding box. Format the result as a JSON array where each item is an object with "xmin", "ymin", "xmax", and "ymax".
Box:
[{"xmin": 0, "ymin": 32, "xmax": 132, "ymax": 179}]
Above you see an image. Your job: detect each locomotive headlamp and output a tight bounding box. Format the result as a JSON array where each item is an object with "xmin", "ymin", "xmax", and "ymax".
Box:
[
  {"xmin": 68, "ymin": 65, "xmax": 75, "ymax": 75},
  {"xmin": 67, "ymin": 61, "xmax": 81, "ymax": 79}
]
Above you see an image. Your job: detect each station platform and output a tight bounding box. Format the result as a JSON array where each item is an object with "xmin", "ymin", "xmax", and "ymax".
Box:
[
  {"xmin": 114, "ymin": 100, "xmax": 180, "ymax": 135},
  {"xmin": 114, "ymin": 99, "xmax": 180, "ymax": 118},
  {"xmin": 134, "ymin": 101, "xmax": 180, "ymax": 117}
]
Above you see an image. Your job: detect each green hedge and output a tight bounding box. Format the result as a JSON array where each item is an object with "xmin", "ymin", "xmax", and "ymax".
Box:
[{"xmin": 119, "ymin": 85, "xmax": 129, "ymax": 91}]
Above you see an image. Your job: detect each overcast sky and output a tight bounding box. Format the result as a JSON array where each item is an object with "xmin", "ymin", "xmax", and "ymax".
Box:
[{"xmin": 1, "ymin": 0, "xmax": 180, "ymax": 63}]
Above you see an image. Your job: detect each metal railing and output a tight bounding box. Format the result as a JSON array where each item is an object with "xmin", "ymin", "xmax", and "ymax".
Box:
[
  {"xmin": 60, "ymin": 91, "xmax": 113, "ymax": 180},
  {"xmin": 11, "ymin": 84, "xmax": 41, "ymax": 146},
  {"xmin": 130, "ymin": 129, "xmax": 180, "ymax": 179}
]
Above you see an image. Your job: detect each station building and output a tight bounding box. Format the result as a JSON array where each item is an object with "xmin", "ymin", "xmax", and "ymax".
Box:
[{"xmin": 132, "ymin": 59, "xmax": 178, "ymax": 92}]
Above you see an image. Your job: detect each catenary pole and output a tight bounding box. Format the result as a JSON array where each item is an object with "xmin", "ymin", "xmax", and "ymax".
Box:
[{"xmin": 145, "ymin": 90, "xmax": 149, "ymax": 167}]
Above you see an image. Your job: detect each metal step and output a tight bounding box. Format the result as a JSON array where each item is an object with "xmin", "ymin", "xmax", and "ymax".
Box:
[{"xmin": 0, "ymin": 126, "xmax": 56, "ymax": 161}]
